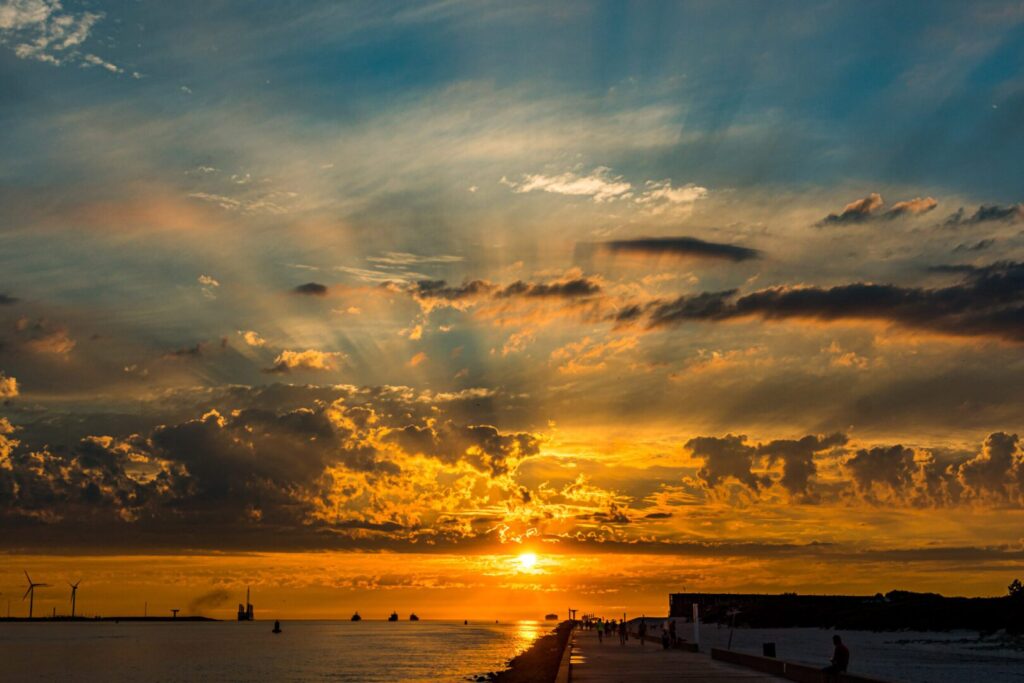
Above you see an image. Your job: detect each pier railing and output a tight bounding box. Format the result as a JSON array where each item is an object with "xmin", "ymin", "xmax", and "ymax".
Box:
[{"xmin": 628, "ymin": 628, "xmax": 700, "ymax": 651}]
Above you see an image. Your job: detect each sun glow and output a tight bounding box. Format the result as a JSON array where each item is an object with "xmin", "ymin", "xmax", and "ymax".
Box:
[{"xmin": 517, "ymin": 552, "xmax": 538, "ymax": 571}]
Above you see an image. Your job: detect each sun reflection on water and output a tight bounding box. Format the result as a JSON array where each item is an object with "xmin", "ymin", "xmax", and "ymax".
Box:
[{"xmin": 513, "ymin": 620, "xmax": 543, "ymax": 652}]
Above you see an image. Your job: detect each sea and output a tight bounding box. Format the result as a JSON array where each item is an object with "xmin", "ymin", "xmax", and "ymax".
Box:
[
  {"xmin": 0, "ymin": 620, "xmax": 547, "ymax": 682},
  {"xmin": 3, "ymin": 620, "xmax": 1023, "ymax": 681}
]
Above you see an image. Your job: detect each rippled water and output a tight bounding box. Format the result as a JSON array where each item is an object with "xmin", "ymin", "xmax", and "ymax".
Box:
[{"xmin": 0, "ymin": 620, "xmax": 547, "ymax": 682}]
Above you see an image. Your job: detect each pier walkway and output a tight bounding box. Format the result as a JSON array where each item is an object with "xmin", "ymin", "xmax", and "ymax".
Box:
[{"xmin": 569, "ymin": 628, "xmax": 787, "ymax": 683}]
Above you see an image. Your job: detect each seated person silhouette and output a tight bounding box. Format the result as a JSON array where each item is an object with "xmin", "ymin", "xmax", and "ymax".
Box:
[{"xmin": 823, "ymin": 634, "xmax": 849, "ymax": 674}]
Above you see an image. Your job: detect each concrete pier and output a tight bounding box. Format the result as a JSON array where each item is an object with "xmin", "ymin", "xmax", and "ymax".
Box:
[{"xmin": 570, "ymin": 628, "xmax": 787, "ymax": 682}]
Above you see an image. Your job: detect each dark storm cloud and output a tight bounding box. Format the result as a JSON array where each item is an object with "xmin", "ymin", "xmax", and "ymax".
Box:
[
  {"xmin": 599, "ymin": 236, "xmax": 761, "ymax": 262},
  {"xmin": 293, "ymin": 282, "xmax": 328, "ymax": 296},
  {"xmin": 639, "ymin": 261, "xmax": 1024, "ymax": 342},
  {"xmin": 944, "ymin": 204, "xmax": 1024, "ymax": 226}
]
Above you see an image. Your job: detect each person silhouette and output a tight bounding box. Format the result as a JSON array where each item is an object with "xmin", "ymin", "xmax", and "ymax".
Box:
[
  {"xmin": 272, "ymin": 620, "xmax": 282, "ymax": 633},
  {"xmin": 823, "ymin": 634, "xmax": 849, "ymax": 673}
]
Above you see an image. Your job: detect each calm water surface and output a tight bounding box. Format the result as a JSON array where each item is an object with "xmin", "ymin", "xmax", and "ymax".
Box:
[{"xmin": 0, "ymin": 620, "xmax": 548, "ymax": 682}]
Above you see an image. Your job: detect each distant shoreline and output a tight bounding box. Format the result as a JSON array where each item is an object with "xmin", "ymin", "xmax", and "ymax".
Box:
[{"xmin": 0, "ymin": 616, "xmax": 218, "ymax": 622}]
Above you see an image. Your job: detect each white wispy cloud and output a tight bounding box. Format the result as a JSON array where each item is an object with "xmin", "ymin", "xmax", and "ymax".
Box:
[
  {"xmin": 0, "ymin": 0, "xmax": 123, "ymax": 73},
  {"xmin": 502, "ymin": 166, "xmax": 633, "ymax": 203},
  {"xmin": 635, "ymin": 179, "xmax": 709, "ymax": 211},
  {"xmin": 82, "ymin": 52, "xmax": 121, "ymax": 73},
  {"xmin": 503, "ymin": 166, "xmax": 708, "ymax": 210},
  {"xmin": 365, "ymin": 252, "xmax": 464, "ymax": 267},
  {"xmin": 187, "ymin": 190, "xmax": 295, "ymax": 215}
]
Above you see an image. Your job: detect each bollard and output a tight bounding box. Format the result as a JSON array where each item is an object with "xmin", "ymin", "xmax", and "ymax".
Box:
[{"xmin": 692, "ymin": 603, "xmax": 700, "ymax": 649}]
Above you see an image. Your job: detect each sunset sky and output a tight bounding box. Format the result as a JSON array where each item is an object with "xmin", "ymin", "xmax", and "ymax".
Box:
[{"xmin": 2, "ymin": 0, "xmax": 1024, "ymax": 620}]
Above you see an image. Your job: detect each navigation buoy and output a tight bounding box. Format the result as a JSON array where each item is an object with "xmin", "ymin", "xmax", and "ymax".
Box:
[{"xmin": 272, "ymin": 619, "xmax": 282, "ymax": 633}]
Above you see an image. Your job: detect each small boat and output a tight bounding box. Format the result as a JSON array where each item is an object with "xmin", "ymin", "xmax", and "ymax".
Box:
[
  {"xmin": 409, "ymin": 613, "xmax": 419, "ymax": 621},
  {"xmin": 544, "ymin": 613, "xmax": 559, "ymax": 621},
  {"xmin": 388, "ymin": 611, "xmax": 399, "ymax": 622},
  {"xmin": 272, "ymin": 620, "xmax": 282, "ymax": 633},
  {"xmin": 350, "ymin": 611, "xmax": 361, "ymax": 622}
]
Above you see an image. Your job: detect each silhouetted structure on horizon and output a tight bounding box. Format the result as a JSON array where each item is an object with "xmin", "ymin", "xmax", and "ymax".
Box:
[
  {"xmin": 669, "ymin": 590, "xmax": 1024, "ymax": 632},
  {"xmin": 237, "ymin": 586, "xmax": 254, "ymax": 621}
]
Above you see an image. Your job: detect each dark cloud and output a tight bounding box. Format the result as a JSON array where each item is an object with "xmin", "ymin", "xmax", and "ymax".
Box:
[
  {"xmin": 0, "ymin": 294, "xmax": 17, "ymax": 305},
  {"xmin": 599, "ymin": 236, "xmax": 761, "ymax": 262},
  {"xmin": 945, "ymin": 204, "xmax": 1024, "ymax": 226},
  {"xmin": 953, "ymin": 239, "xmax": 995, "ymax": 253},
  {"xmin": 293, "ymin": 282, "xmax": 328, "ymax": 296},
  {"xmin": 818, "ymin": 193, "xmax": 937, "ymax": 225},
  {"xmin": 958, "ymin": 432, "xmax": 1023, "ymax": 499},
  {"xmin": 758, "ymin": 433, "xmax": 848, "ymax": 499},
  {"xmin": 686, "ymin": 434, "xmax": 767, "ymax": 491},
  {"xmin": 639, "ymin": 261, "xmax": 1024, "ymax": 342},
  {"xmin": 409, "ymin": 277, "xmax": 601, "ymax": 305},
  {"xmin": 687, "ymin": 433, "xmax": 847, "ymax": 498},
  {"xmin": 384, "ymin": 420, "xmax": 540, "ymax": 476},
  {"xmin": 411, "ymin": 279, "xmax": 494, "ymax": 302},
  {"xmin": 639, "ymin": 289, "xmax": 739, "ymax": 327},
  {"xmin": 845, "ymin": 445, "xmax": 917, "ymax": 497},
  {"xmin": 163, "ymin": 343, "xmax": 204, "ymax": 359},
  {"xmin": 495, "ymin": 278, "xmax": 601, "ymax": 299},
  {"xmin": 685, "ymin": 431, "xmax": 1022, "ymax": 507}
]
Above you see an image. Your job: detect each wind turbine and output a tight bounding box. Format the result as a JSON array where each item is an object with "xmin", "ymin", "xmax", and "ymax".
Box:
[
  {"xmin": 69, "ymin": 580, "xmax": 81, "ymax": 619},
  {"xmin": 23, "ymin": 572, "xmax": 49, "ymax": 619}
]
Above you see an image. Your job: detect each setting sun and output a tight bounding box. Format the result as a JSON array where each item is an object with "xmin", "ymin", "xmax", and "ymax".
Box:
[{"xmin": 517, "ymin": 552, "xmax": 538, "ymax": 571}]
